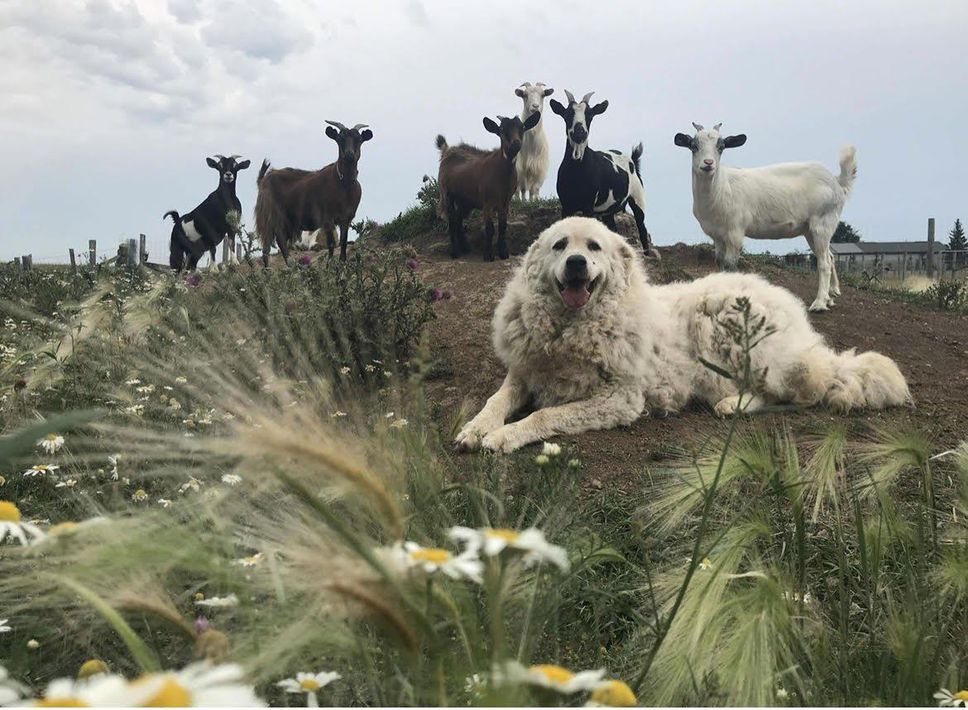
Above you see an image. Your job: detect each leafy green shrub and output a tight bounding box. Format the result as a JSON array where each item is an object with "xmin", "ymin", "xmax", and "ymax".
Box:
[
  {"xmin": 924, "ymin": 279, "xmax": 967, "ymax": 311},
  {"xmin": 379, "ymin": 178, "xmax": 443, "ymax": 243}
]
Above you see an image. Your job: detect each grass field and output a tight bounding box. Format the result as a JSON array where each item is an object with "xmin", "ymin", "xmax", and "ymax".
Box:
[{"xmin": 1, "ymin": 203, "xmax": 967, "ymax": 707}]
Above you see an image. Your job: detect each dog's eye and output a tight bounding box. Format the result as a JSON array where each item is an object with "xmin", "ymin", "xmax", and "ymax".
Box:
[
  {"xmin": 552, "ymin": 238, "xmax": 567, "ymax": 251},
  {"xmin": 588, "ymin": 240, "xmax": 601, "ymax": 252}
]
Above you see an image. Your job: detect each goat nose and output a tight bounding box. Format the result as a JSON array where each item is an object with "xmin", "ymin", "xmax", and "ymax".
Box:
[
  {"xmin": 565, "ymin": 254, "xmax": 587, "ymax": 270},
  {"xmin": 703, "ymin": 159, "xmax": 714, "ymax": 166}
]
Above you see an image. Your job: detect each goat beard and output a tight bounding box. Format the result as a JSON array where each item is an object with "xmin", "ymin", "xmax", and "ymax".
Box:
[{"xmin": 571, "ymin": 143, "xmax": 587, "ymax": 161}]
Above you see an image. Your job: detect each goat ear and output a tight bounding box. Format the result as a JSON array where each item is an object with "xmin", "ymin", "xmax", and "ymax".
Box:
[
  {"xmin": 543, "ymin": 87, "xmax": 554, "ymax": 97},
  {"xmin": 206, "ymin": 157, "xmax": 219, "ymax": 169},
  {"xmin": 523, "ymin": 111, "xmax": 541, "ymax": 131},
  {"xmin": 588, "ymin": 100, "xmax": 609, "ymax": 116},
  {"xmin": 549, "ymin": 99, "xmax": 566, "ymax": 116},
  {"xmin": 514, "ymin": 87, "xmax": 525, "ymax": 97},
  {"xmin": 235, "ymin": 159, "xmax": 251, "ymax": 170},
  {"xmin": 325, "ymin": 125, "xmax": 340, "ymax": 141},
  {"xmin": 723, "ymin": 134, "xmax": 747, "ymax": 149},
  {"xmin": 674, "ymin": 133, "xmax": 694, "ymax": 149},
  {"xmin": 482, "ymin": 117, "xmax": 500, "ymax": 135},
  {"xmin": 360, "ymin": 129, "xmax": 373, "ymax": 142}
]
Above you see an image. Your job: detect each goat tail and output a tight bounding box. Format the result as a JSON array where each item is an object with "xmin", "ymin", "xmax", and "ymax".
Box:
[
  {"xmin": 630, "ymin": 142, "xmax": 644, "ymax": 177},
  {"xmin": 837, "ymin": 145, "xmax": 857, "ymax": 197},
  {"xmin": 435, "ymin": 134, "xmax": 448, "ymax": 153},
  {"xmin": 789, "ymin": 345, "xmax": 911, "ymax": 413},
  {"xmin": 257, "ymin": 159, "xmax": 271, "ymax": 185},
  {"xmin": 163, "ymin": 210, "xmax": 180, "ymax": 223}
]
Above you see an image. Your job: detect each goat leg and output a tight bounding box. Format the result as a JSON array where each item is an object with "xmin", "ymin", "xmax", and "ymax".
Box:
[
  {"xmin": 497, "ymin": 214, "xmax": 509, "ymax": 260},
  {"xmin": 482, "ymin": 217, "xmax": 495, "ymax": 262},
  {"xmin": 339, "ymin": 223, "xmax": 349, "ymax": 261}
]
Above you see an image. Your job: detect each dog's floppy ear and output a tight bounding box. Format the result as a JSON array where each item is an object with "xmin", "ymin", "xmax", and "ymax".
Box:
[{"xmin": 618, "ymin": 241, "xmax": 640, "ymax": 289}]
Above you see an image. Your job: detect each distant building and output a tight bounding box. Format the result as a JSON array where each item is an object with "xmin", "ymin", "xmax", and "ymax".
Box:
[{"xmin": 830, "ymin": 241, "xmax": 938, "ymax": 275}]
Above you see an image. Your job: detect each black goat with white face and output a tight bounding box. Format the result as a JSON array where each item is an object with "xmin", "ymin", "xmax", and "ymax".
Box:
[
  {"xmin": 549, "ymin": 91, "xmax": 658, "ymax": 258},
  {"xmin": 164, "ymin": 154, "xmax": 250, "ymax": 272}
]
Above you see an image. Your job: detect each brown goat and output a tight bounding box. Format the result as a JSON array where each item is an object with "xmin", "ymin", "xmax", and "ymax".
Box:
[
  {"xmin": 436, "ymin": 112, "xmax": 540, "ymax": 260},
  {"xmin": 255, "ymin": 121, "xmax": 372, "ymax": 265}
]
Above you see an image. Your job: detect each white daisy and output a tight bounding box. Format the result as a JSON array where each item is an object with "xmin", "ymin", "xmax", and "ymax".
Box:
[
  {"xmin": 55, "ymin": 479, "xmax": 78, "ymax": 489},
  {"xmin": 277, "ymin": 671, "xmax": 341, "ymax": 707},
  {"xmin": 108, "ymin": 454, "xmax": 120, "ymax": 480},
  {"xmin": 394, "ymin": 542, "xmax": 484, "ymax": 583},
  {"xmin": 449, "ymin": 526, "xmax": 570, "ymax": 572},
  {"xmin": 389, "ymin": 418, "xmax": 409, "ymax": 429},
  {"xmin": 936, "ymin": 688, "xmax": 968, "ymax": 707},
  {"xmin": 0, "ymin": 501, "xmax": 45, "ymax": 546},
  {"xmin": 0, "ymin": 665, "xmax": 28, "ymax": 706},
  {"xmin": 175, "ymin": 376, "xmax": 188, "ymax": 384},
  {"xmin": 331, "ymin": 410, "xmax": 348, "ymax": 418},
  {"xmin": 339, "ymin": 366, "xmax": 351, "ymax": 376},
  {"xmin": 541, "ymin": 441, "xmax": 562, "ymax": 457},
  {"xmin": 158, "ymin": 498, "xmax": 173, "ymax": 508},
  {"xmin": 125, "ymin": 378, "xmax": 142, "ymax": 386},
  {"xmin": 0, "ymin": 618, "xmax": 10, "ymax": 633},
  {"xmin": 132, "ymin": 489, "xmax": 149, "ymax": 502},
  {"xmin": 233, "ymin": 553, "xmax": 264, "ymax": 568},
  {"xmin": 132, "ymin": 662, "xmax": 263, "ymax": 706},
  {"xmin": 194, "ymin": 594, "xmax": 239, "ymax": 608},
  {"xmin": 31, "ymin": 672, "xmax": 141, "ymax": 706},
  {"xmin": 23, "ymin": 463, "xmax": 60, "ymax": 477},
  {"xmin": 37, "ymin": 433, "xmax": 65, "ymax": 454},
  {"xmin": 493, "ymin": 661, "xmax": 606, "ymax": 694},
  {"xmin": 221, "ymin": 474, "xmax": 242, "ymax": 486}
]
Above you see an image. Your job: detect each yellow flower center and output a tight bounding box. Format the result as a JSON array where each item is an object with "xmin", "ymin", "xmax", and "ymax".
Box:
[
  {"xmin": 0, "ymin": 500, "xmax": 22, "ymax": 522},
  {"xmin": 136, "ymin": 677, "xmax": 192, "ymax": 707},
  {"xmin": 50, "ymin": 522, "xmax": 79, "ymax": 536},
  {"xmin": 36, "ymin": 699, "xmax": 89, "ymax": 707},
  {"xmin": 410, "ymin": 548, "xmax": 452, "ymax": 564},
  {"xmin": 530, "ymin": 664, "xmax": 574, "ymax": 685},
  {"xmin": 77, "ymin": 659, "xmax": 109, "ymax": 679},
  {"xmin": 955, "ymin": 691, "xmax": 968, "ymax": 702},
  {"xmin": 485, "ymin": 528, "xmax": 520, "ymax": 543},
  {"xmin": 590, "ymin": 680, "xmax": 638, "ymax": 707},
  {"xmin": 300, "ymin": 679, "xmax": 322, "ymax": 692},
  {"xmin": 46, "ymin": 434, "xmax": 59, "ymax": 441}
]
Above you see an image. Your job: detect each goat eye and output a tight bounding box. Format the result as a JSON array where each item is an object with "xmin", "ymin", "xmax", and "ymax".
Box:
[
  {"xmin": 588, "ymin": 241, "xmax": 601, "ymax": 252},
  {"xmin": 552, "ymin": 238, "xmax": 568, "ymax": 251}
]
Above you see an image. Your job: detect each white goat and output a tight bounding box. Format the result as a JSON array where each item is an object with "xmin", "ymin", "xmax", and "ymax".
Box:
[
  {"xmin": 674, "ymin": 123, "xmax": 857, "ymax": 312},
  {"xmin": 513, "ymin": 82, "xmax": 554, "ymax": 200}
]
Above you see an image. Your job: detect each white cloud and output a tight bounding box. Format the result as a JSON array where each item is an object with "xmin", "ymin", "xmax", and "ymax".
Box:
[{"xmin": 200, "ymin": 0, "xmax": 315, "ymax": 63}]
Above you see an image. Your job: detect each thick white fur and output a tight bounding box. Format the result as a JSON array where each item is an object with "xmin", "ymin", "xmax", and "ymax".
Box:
[
  {"xmin": 683, "ymin": 124, "xmax": 856, "ymax": 312},
  {"xmin": 455, "ymin": 217, "xmax": 910, "ymax": 453},
  {"xmin": 514, "ymin": 83, "xmax": 552, "ymax": 201}
]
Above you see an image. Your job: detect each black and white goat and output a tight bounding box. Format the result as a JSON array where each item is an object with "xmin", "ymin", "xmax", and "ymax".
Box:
[
  {"xmin": 549, "ymin": 91, "xmax": 658, "ymax": 258},
  {"xmin": 164, "ymin": 155, "xmax": 250, "ymax": 272}
]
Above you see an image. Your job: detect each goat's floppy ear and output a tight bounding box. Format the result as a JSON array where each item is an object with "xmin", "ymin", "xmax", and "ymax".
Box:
[
  {"xmin": 206, "ymin": 157, "xmax": 219, "ymax": 169},
  {"xmin": 674, "ymin": 133, "xmax": 694, "ymax": 148},
  {"xmin": 482, "ymin": 117, "xmax": 501, "ymax": 135},
  {"xmin": 588, "ymin": 100, "xmax": 609, "ymax": 117},
  {"xmin": 543, "ymin": 87, "xmax": 554, "ymax": 97},
  {"xmin": 514, "ymin": 87, "xmax": 526, "ymax": 97},
  {"xmin": 723, "ymin": 134, "xmax": 747, "ymax": 149},
  {"xmin": 549, "ymin": 99, "xmax": 566, "ymax": 116},
  {"xmin": 523, "ymin": 111, "xmax": 541, "ymax": 131},
  {"xmin": 235, "ymin": 159, "xmax": 251, "ymax": 170},
  {"xmin": 360, "ymin": 129, "xmax": 373, "ymax": 142},
  {"xmin": 325, "ymin": 125, "xmax": 340, "ymax": 141}
]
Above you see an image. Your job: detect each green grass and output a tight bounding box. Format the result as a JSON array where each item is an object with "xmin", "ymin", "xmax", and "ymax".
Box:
[{"xmin": 0, "ymin": 245, "xmax": 966, "ymax": 707}]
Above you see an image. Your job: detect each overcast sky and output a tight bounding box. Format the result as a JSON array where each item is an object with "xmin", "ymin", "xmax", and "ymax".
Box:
[{"xmin": 1, "ymin": 0, "xmax": 966, "ymax": 262}]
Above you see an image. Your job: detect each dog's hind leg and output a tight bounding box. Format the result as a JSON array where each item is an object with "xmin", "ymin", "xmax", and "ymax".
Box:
[{"xmin": 713, "ymin": 393, "xmax": 766, "ymax": 417}]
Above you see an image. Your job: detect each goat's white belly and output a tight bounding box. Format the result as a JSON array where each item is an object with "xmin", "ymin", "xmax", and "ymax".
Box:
[
  {"xmin": 746, "ymin": 220, "xmax": 805, "ymax": 240},
  {"xmin": 182, "ymin": 219, "xmax": 203, "ymax": 242}
]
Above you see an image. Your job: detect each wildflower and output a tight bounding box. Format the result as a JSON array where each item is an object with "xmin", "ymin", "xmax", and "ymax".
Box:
[
  {"xmin": 0, "ymin": 665, "xmax": 27, "ymax": 705},
  {"xmin": 0, "ymin": 501, "xmax": 45, "ymax": 546},
  {"xmin": 185, "ymin": 272, "xmax": 202, "ymax": 287},
  {"xmin": 588, "ymin": 680, "xmax": 637, "ymax": 707},
  {"xmin": 0, "ymin": 474, "xmax": 5, "ymax": 487},
  {"xmin": 55, "ymin": 479, "xmax": 78, "ymax": 489},
  {"xmin": 168, "ymin": 398, "xmax": 182, "ymax": 411},
  {"xmin": 298, "ymin": 253, "xmax": 313, "ymax": 266},
  {"xmin": 541, "ymin": 441, "xmax": 562, "ymax": 457},
  {"xmin": 175, "ymin": 376, "xmax": 188, "ymax": 385},
  {"xmin": 221, "ymin": 473, "xmax": 242, "ymax": 486},
  {"xmin": 494, "ymin": 661, "xmax": 606, "ymax": 694},
  {"xmin": 158, "ymin": 498, "xmax": 172, "ymax": 508},
  {"xmin": 23, "ymin": 463, "xmax": 60, "ymax": 477},
  {"xmin": 125, "ymin": 378, "xmax": 142, "ymax": 386},
  {"xmin": 936, "ymin": 689, "xmax": 968, "ymax": 707},
  {"xmin": 339, "ymin": 366, "xmax": 351, "ymax": 376},
  {"xmin": 132, "ymin": 489, "xmax": 149, "ymax": 502},
  {"xmin": 395, "ymin": 542, "xmax": 484, "ymax": 582},
  {"xmin": 125, "ymin": 403, "xmax": 145, "ymax": 416},
  {"xmin": 194, "ymin": 594, "xmax": 239, "ymax": 608},
  {"xmin": 568, "ymin": 458, "xmax": 581, "ymax": 469},
  {"xmin": 389, "ymin": 418, "xmax": 409, "ymax": 429},
  {"xmin": 132, "ymin": 662, "xmax": 263, "ymax": 706},
  {"xmin": 776, "ymin": 686, "xmax": 789, "ymax": 700},
  {"xmin": 698, "ymin": 557, "xmax": 712, "ymax": 570},
  {"xmin": 26, "ymin": 639, "xmax": 40, "ymax": 650},
  {"xmin": 136, "ymin": 384, "xmax": 156, "ymax": 395},
  {"xmin": 464, "ymin": 673, "xmax": 485, "ymax": 696},
  {"xmin": 277, "ymin": 671, "xmax": 341, "ymax": 706},
  {"xmin": 431, "ymin": 287, "xmax": 445, "ymax": 301},
  {"xmin": 37, "ymin": 433, "xmax": 65, "ymax": 454},
  {"xmin": 331, "ymin": 410, "xmax": 348, "ymax": 418},
  {"xmin": 364, "ymin": 364, "xmax": 376, "ymax": 373},
  {"xmin": 233, "ymin": 553, "xmax": 264, "ymax": 568},
  {"xmin": 77, "ymin": 659, "xmax": 110, "ymax": 679},
  {"xmin": 0, "ymin": 618, "xmax": 10, "ymax": 633},
  {"xmin": 534, "ymin": 454, "xmax": 550, "ymax": 466},
  {"xmin": 449, "ymin": 526, "xmax": 570, "ymax": 571},
  {"xmin": 406, "ymin": 257, "xmax": 420, "ymax": 270},
  {"xmin": 194, "ymin": 616, "xmax": 210, "ymax": 634},
  {"xmin": 179, "ymin": 477, "xmax": 202, "ymax": 494},
  {"xmin": 108, "ymin": 454, "xmax": 120, "ymax": 480}
]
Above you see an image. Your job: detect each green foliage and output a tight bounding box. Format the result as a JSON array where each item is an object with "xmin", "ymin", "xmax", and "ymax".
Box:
[
  {"xmin": 832, "ymin": 221, "xmax": 861, "ymax": 243},
  {"xmin": 379, "ymin": 178, "xmax": 443, "ymax": 243},
  {"xmin": 948, "ymin": 218, "xmax": 967, "ymax": 251}
]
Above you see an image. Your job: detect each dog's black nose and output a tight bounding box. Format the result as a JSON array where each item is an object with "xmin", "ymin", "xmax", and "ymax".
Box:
[{"xmin": 565, "ymin": 254, "xmax": 587, "ymax": 272}]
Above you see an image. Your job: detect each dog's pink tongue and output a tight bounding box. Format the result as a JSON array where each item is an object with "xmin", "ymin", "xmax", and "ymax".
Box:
[{"xmin": 561, "ymin": 285, "xmax": 591, "ymax": 309}]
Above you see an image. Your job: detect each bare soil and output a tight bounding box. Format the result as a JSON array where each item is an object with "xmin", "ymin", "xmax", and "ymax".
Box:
[{"xmin": 414, "ymin": 227, "xmax": 968, "ymax": 488}]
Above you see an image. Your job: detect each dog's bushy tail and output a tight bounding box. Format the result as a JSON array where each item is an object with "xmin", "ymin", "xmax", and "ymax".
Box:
[{"xmin": 789, "ymin": 345, "xmax": 911, "ymax": 412}]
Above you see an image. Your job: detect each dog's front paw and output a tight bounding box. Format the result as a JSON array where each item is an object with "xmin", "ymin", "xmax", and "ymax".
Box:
[
  {"xmin": 481, "ymin": 425, "xmax": 525, "ymax": 454},
  {"xmin": 454, "ymin": 425, "xmax": 485, "ymax": 452}
]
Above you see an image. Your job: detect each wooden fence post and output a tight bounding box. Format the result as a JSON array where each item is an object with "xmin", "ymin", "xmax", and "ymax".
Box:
[
  {"xmin": 69, "ymin": 248, "xmax": 77, "ymax": 274},
  {"xmin": 127, "ymin": 238, "xmax": 138, "ymax": 269},
  {"xmin": 236, "ymin": 243, "xmax": 242, "ymax": 261},
  {"xmin": 221, "ymin": 239, "xmax": 229, "ymax": 264},
  {"xmin": 927, "ymin": 218, "xmax": 936, "ymax": 278},
  {"xmin": 89, "ymin": 239, "xmax": 97, "ymax": 267},
  {"xmin": 139, "ymin": 234, "xmax": 147, "ymax": 264},
  {"xmin": 23, "ymin": 255, "xmax": 32, "ymax": 271},
  {"xmin": 14, "ymin": 257, "xmax": 21, "ymax": 270}
]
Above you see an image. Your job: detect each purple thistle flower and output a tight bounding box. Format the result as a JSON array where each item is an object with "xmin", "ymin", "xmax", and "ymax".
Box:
[
  {"xmin": 406, "ymin": 258, "xmax": 420, "ymax": 271},
  {"xmin": 298, "ymin": 253, "xmax": 313, "ymax": 266},
  {"xmin": 185, "ymin": 272, "xmax": 202, "ymax": 287},
  {"xmin": 431, "ymin": 288, "xmax": 444, "ymax": 302},
  {"xmin": 194, "ymin": 616, "xmax": 210, "ymax": 634}
]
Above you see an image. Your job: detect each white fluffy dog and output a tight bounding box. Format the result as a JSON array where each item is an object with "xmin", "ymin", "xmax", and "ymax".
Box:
[{"xmin": 455, "ymin": 217, "xmax": 911, "ymax": 453}]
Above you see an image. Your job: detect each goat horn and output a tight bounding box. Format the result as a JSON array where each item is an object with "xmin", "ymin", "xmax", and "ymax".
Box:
[
  {"xmin": 229, "ymin": 154, "xmax": 241, "ymax": 160},
  {"xmin": 351, "ymin": 123, "xmax": 369, "ymax": 131},
  {"xmin": 581, "ymin": 91, "xmax": 595, "ymax": 104},
  {"xmin": 564, "ymin": 89, "xmax": 576, "ymax": 104},
  {"xmin": 520, "ymin": 81, "xmax": 532, "ymax": 88},
  {"xmin": 325, "ymin": 120, "xmax": 348, "ymax": 131},
  {"xmin": 212, "ymin": 154, "xmax": 225, "ymax": 161},
  {"xmin": 713, "ymin": 122, "xmax": 722, "ymax": 131},
  {"xmin": 692, "ymin": 122, "xmax": 705, "ymax": 132}
]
